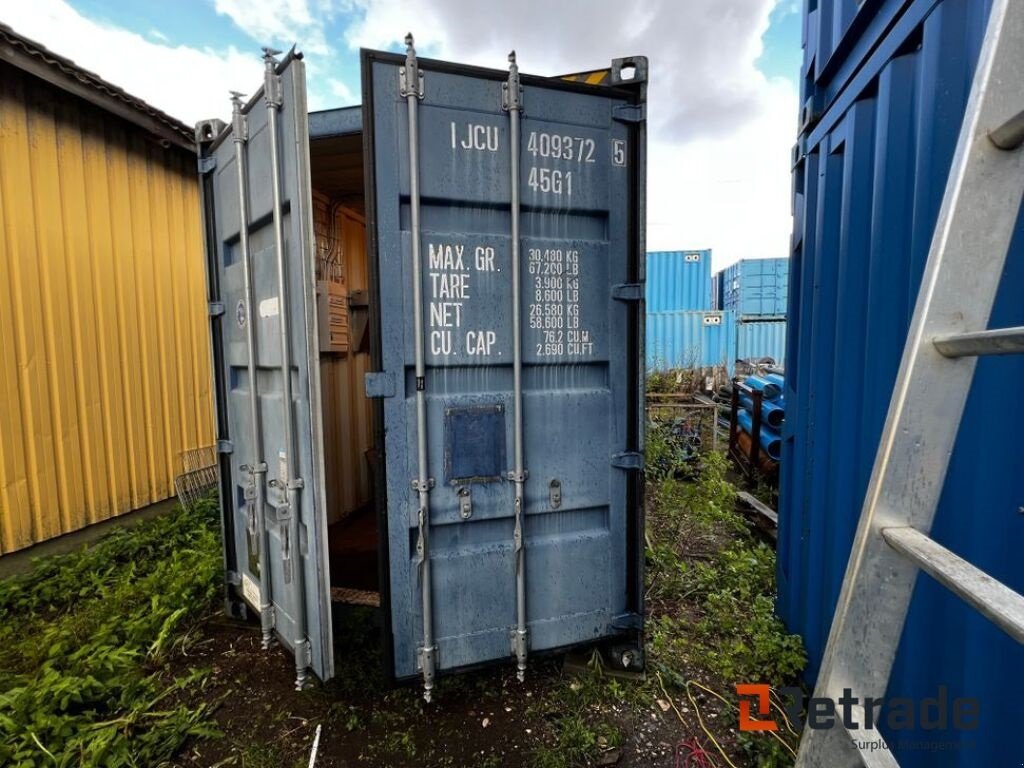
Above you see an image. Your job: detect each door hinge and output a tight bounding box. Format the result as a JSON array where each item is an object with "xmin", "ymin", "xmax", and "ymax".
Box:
[
  {"xmin": 217, "ymin": 440, "xmax": 234, "ymax": 455},
  {"xmin": 612, "ymin": 104, "xmax": 646, "ymax": 124},
  {"xmin": 197, "ymin": 155, "xmax": 217, "ymax": 174},
  {"xmin": 611, "ymin": 451, "xmax": 643, "ymax": 471},
  {"xmin": 364, "ymin": 372, "xmax": 396, "ymax": 398},
  {"xmin": 612, "ymin": 283, "xmax": 643, "ymax": 302},
  {"xmin": 209, "ymin": 301, "xmax": 226, "ymax": 317}
]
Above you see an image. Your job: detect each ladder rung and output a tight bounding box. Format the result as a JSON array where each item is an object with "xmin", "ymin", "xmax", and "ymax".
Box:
[
  {"xmin": 989, "ymin": 108, "xmax": 1024, "ymax": 150},
  {"xmin": 932, "ymin": 326, "xmax": 1024, "ymax": 358},
  {"xmin": 881, "ymin": 527, "xmax": 1024, "ymax": 643}
]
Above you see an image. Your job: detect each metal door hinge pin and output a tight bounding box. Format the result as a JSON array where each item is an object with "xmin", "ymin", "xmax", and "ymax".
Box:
[
  {"xmin": 230, "ymin": 92, "xmax": 249, "ymax": 141},
  {"xmin": 262, "ymin": 48, "xmax": 283, "ymax": 108},
  {"xmin": 502, "ymin": 50, "xmax": 522, "ymax": 112},
  {"xmin": 399, "ymin": 33, "xmax": 425, "ymax": 99}
]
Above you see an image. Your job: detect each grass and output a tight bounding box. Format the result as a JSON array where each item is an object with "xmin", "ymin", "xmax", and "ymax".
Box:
[
  {"xmin": 0, "ymin": 400, "xmax": 808, "ymax": 767},
  {"xmin": 0, "ymin": 497, "xmax": 223, "ymax": 767},
  {"xmin": 642, "ymin": 417, "xmax": 806, "ymax": 765}
]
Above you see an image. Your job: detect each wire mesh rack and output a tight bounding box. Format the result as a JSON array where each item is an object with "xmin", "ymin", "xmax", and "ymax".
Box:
[{"xmin": 174, "ymin": 445, "xmax": 219, "ymax": 510}]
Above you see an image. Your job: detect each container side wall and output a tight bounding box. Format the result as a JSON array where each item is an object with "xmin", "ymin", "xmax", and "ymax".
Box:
[
  {"xmin": 782, "ymin": 1, "xmax": 1024, "ymax": 765},
  {"xmin": 736, "ymin": 319, "xmax": 787, "ymax": 367},
  {"xmin": 645, "ymin": 250, "xmax": 711, "ymax": 312},
  {"xmin": 646, "ymin": 311, "xmax": 734, "ymax": 371},
  {"xmin": 0, "ymin": 65, "xmax": 214, "ymax": 554}
]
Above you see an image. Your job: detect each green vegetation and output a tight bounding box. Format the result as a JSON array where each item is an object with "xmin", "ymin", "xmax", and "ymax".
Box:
[
  {"xmin": 0, "ymin": 498, "xmax": 222, "ymax": 767},
  {"xmin": 645, "ymin": 417, "xmax": 806, "ymax": 765}
]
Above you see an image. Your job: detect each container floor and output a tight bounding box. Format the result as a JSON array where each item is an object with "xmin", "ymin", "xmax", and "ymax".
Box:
[{"xmin": 327, "ymin": 505, "xmax": 379, "ymax": 596}]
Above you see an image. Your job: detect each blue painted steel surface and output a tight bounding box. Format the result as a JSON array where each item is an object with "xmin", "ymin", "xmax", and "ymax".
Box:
[
  {"xmin": 365, "ymin": 52, "xmax": 645, "ymax": 680},
  {"xmin": 308, "ymin": 105, "xmax": 362, "ymax": 138},
  {"xmin": 721, "ymin": 258, "xmax": 789, "ymax": 316},
  {"xmin": 199, "ymin": 57, "xmax": 334, "ymax": 679},
  {"xmin": 645, "ymin": 311, "xmax": 735, "ymax": 371},
  {"xmin": 645, "ymin": 250, "xmax": 711, "ymax": 311},
  {"xmin": 736, "ymin": 319, "xmax": 787, "ymax": 367},
  {"xmin": 782, "ymin": 1, "xmax": 1023, "ymax": 764}
]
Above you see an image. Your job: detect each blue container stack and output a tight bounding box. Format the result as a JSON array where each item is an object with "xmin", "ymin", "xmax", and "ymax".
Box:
[
  {"xmin": 646, "ymin": 250, "xmax": 712, "ymax": 312},
  {"xmin": 646, "ymin": 252, "xmax": 791, "ymax": 372},
  {"xmin": 645, "ymin": 250, "xmax": 729, "ymax": 371},
  {"xmin": 720, "ymin": 258, "xmax": 788, "ymax": 316},
  {"xmin": 714, "ymin": 258, "xmax": 789, "ymax": 368}
]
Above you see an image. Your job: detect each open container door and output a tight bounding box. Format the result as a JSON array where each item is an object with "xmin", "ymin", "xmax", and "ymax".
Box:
[
  {"xmin": 196, "ymin": 50, "xmax": 333, "ymax": 687},
  {"xmin": 363, "ymin": 40, "xmax": 646, "ymax": 698}
]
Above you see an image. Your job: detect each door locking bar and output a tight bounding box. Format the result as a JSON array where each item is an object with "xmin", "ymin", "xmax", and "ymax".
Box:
[
  {"xmin": 503, "ymin": 51, "xmax": 529, "ymax": 683},
  {"xmin": 262, "ymin": 48, "xmax": 311, "ymax": 691},
  {"xmin": 231, "ymin": 91, "xmax": 276, "ymax": 649},
  {"xmin": 402, "ymin": 34, "xmax": 437, "ymax": 702}
]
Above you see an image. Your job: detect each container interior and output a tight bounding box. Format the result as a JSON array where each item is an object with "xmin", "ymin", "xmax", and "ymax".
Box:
[{"xmin": 309, "ymin": 129, "xmax": 382, "ymax": 606}]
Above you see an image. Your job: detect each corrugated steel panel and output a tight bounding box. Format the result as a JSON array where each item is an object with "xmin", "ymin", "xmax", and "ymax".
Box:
[
  {"xmin": 645, "ymin": 249, "xmax": 711, "ymax": 311},
  {"xmin": 736, "ymin": 319, "xmax": 786, "ymax": 367},
  {"xmin": 317, "ymin": 203, "xmax": 374, "ymax": 523},
  {"xmin": 782, "ymin": 1, "xmax": 1022, "ymax": 765},
  {"xmin": 646, "ymin": 311, "xmax": 736, "ymax": 371},
  {"xmin": 0, "ymin": 64, "xmax": 213, "ymax": 554},
  {"xmin": 721, "ymin": 257, "xmax": 789, "ymax": 316}
]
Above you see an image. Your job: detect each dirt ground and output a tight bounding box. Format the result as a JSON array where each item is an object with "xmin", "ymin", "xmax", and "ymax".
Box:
[{"xmin": 167, "ymin": 614, "xmax": 703, "ymax": 768}]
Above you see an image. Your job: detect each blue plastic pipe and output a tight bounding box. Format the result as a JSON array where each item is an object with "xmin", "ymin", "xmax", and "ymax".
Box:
[
  {"xmin": 740, "ymin": 394, "xmax": 785, "ymax": 429},
  {"xmin": 744, "ymin": 375, "xmax": 782, "ymax": 401},
  {"xmin": 765, "ymin": 373, "xmax": 785, "ymax": 392},
  {"xmin": 737, "ymin": 409, "xmax": 782, "ymax": 461}
]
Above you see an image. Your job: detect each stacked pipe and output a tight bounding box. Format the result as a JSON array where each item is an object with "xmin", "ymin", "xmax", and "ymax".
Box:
[{"xmin": 737, "ymin": 373, "xmax": 784, "ymax": 462}]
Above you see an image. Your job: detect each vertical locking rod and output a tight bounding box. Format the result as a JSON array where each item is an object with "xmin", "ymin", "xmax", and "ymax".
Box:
[
  {"xmin": 503, "ymin": 51, "xmax": 528, "ymax": 682},
  {"xmin": 231, "ymin": 92, "xmax": 275, "ymax": 648},
  {"xmin": 263, "ymin": 48, "xmax": 310, "ymax": 691},
  {"xmin": 402, "ymin": 34, "xmax": 436, "ymax": 702}
]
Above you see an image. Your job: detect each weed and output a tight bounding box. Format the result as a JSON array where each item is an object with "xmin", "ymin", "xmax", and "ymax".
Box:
[
  {"xmin": 0, "ymin": 497, "xmax": 223, "ymax": 766},
  {"xmin": 644, "ymin": 427, "xmax": 805, "ymax": 766}
]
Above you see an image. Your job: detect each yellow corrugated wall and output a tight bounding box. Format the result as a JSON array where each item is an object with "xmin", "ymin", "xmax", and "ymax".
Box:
[{"xmin": 0, "ymin": 65, "xmax": 214, "ymax": 554}]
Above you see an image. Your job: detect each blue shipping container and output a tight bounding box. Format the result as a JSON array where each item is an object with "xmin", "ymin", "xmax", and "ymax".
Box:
[
  {"xmin": 645, "ymin": 250, "xmax": 711, "ymax": 311},
  {"xmin": 646, "ymin": 310, "xmax": 736, "ymax": 372},
  {"xmin": 720, "ymin": 257, "xmax": 789, "ymax": 316},
  {"xmin": 781, "ymin": 1, "xmax": 1023, "ymax": 766},
  {"xmin": 198, "ymin": 47, "xmax": 648, "ymax": 691},
  {"xmin": 736, "ymin": 319, "xmax": 786, "ymax": 368}
]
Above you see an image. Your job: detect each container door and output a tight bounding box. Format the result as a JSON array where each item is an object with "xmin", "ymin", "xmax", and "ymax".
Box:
[
  {"xmin": 363, "ymin": 47, "xmax": 645, "ymax": 683},
  {"xmin": 197, "ymin": 52, "xmax": 333, "ymax": 683}
]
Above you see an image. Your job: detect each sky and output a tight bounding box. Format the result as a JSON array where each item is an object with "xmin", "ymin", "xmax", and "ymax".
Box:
[{"xmin": 2, "ymin": 0, "xmax": 802, "ymax": 271}]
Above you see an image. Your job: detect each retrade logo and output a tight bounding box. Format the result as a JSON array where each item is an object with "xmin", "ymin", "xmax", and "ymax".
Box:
[
  {"xmin": 736, "ymin": 684, "xmax": 778, "ymax": 731},
  {"xmin": 735, "ymin": 685, "xmax": 980, "ymax": 733}
]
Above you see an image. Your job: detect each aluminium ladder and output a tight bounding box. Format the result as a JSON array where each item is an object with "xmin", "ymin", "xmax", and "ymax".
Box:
[{"xmin": 795, "ymin": 0, "xmax": 1024, "ymax": 765}]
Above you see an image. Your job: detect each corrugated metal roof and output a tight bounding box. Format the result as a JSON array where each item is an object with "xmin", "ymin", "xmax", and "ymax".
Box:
[{"xmin": 0, "ymin": 23, "xmax": 194, "ymax": 151}]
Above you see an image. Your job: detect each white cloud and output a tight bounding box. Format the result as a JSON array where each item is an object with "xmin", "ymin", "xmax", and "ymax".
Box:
[
  {"xmin": 327, "ymin": 77, "xmax": 356, "ymax": 104},
  {"xmin": 3, "ymin": 0, "xmax": 265, "ymax": 126},
  {"xmin": 344, "ymin": 0, "xmax": 798, "ymax": 267},
  {"xmin": 4, "ymin": 0, "xmax": 797, "ymax": 269},
  {"xmin": 214, "ymin": 0, "xmax": 333, "ymax": 56}
]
